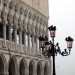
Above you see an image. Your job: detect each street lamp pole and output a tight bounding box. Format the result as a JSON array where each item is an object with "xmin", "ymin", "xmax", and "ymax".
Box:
[
  {"xmin": 52, "ymin": 37, "xmax": 56, "ymax": 75},
  {"xmin": 39, "ymin": 25, "xmax": 74, "ymax": 75}
]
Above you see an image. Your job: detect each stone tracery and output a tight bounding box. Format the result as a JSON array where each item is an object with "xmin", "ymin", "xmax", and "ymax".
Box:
[{"xmin": 0, "ymin": 0, "xmax": 50, "ymax": 75}]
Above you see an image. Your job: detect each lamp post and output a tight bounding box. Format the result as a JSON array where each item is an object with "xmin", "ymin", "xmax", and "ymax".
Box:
[{"xmin": 39, "ymin": 25, "xmax": 74, "ymax": 75}]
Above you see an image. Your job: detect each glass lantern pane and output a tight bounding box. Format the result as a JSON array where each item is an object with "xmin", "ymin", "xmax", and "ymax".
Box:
[
  {"xmin": 50, "ymin": 30, "xmax": 55, "ymax": 37},
  {"xmin": 46, "ymin": 45, "xmax": 50, "ymax": 50},
  {"xmin": 41, "ymin": 41, "xmax": 45, "ymax": 48},
  {"xmin": 67, "ymin": 41, "xmax": 73, "ymax": 48}
]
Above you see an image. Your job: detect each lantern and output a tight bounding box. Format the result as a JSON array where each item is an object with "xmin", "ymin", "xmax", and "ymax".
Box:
[
  {"xmin": 39, "ymin": 36, "xmax": 46, "ymax": 48},
  {"xmin": 48, "ymin": 25, "xmax": 56, "ymax": 38},
  {"xmin": 45, "ymin": 41, "xmax": 51, "ymax": 50},
  {"xmin": 65, "ymin": 36, "xmax": 73, "ymax": 49}
]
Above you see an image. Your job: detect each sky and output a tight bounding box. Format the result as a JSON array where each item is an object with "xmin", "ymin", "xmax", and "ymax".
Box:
[{"xmin": 49, "ymin": 0, "xmax": 75, "ymax": 75}]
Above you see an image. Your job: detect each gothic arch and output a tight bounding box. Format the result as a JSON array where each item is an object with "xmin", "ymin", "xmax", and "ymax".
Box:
[
  {"xmin": 13, "ymin": 14, "xmax": 18, "ymax": 28},
  {"xmin": 37, "ymin": 61, "xmax": 43, "ymax": 75},
  {"xmin": 29, "ymin": 59, "xmax": 35, "ymax": 75},
  {"xmin": 7, "ymin": 12, "xmax": 13, "ymax": 26},
  {"xmin": 23, "ymin": 18, "xmax": 26, "ymax": 31},
  {"xmin": 44, "ymin": 62, "xmax": 49, "ymax": 75},
  {"xmin": 18, "ymin": 17, "xmax": 23, "ymax": 30},
  {"xmin": 9, "ymin": 55, "xmax": 18, "ymax": 75},
  {"xmin": 1, "ymin": 9, "xmax": 7, "ymax": 23},
  {"xmin": 0, "ymin": 53, "xmax": 7, "ymax": 75},
  {"xmin": 19, "ymin": 57, "xmax": 28, "ymax": 75}
]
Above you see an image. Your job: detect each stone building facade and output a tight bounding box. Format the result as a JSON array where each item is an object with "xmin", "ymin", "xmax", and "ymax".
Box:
[{"xmin": 0, "ymin": 0, "xmax": 51, "ymax": 75}]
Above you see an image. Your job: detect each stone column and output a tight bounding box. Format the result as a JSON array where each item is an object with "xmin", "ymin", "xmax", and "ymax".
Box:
[
  {"xmin": 3, "ymin": 22, "xmax": 6, "ymax": 47},
  {"xmin": 9, "ymin": 26, "xmax": 12, "ymax": 49},
  {"xmin": 14, "ymin": 27, "xmax": 17, "ymax": 50},
  {"xmin": 36, "ymin": 37, "xmax": 38, "ymax": 55},
  {"xmin": 19, "ymin": 29, "xmax": 22, "ymax": 52},
  {"xmin": 32, "ymin": 35, "xmax": 35, "ymax": 55},
  {"xmin": 28, "ymin": 34, "xmax": 30, "ymax": 54},
  {"xmin": 41, "ymin": 67, "xmax": 44, "ymax": 75}
]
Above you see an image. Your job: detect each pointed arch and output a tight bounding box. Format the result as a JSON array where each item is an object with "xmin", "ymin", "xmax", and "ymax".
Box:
[
  {"xmin": 9, "ymin": 55, "xmax": 18, "ymax": 75},
  {"xmin": 44, "ymin": 62, "xmax": 49, "ymax": 75},
  {"xmin": 29, "ymin": 59, "xmax": 35, "ymax": 75},
  {"xmin": 19, "ymin": 57, "xmax": 28, "ymax": 75},
  {"xmin": 37, "ymin": 61, "xmax": 43, "ymax": 75}
]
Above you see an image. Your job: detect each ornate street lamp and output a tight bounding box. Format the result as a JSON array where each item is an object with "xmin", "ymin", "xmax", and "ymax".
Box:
[{"xmin": 39, "ymin": 25, "xmax": 74, "ymax": 75}]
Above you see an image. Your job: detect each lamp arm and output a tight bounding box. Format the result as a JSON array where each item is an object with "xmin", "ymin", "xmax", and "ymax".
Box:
[
  {"xmin": 54, "ymin": 45, "xmax": 62, "ymax": 55},
  {"xmin": 61, "ymin": 49, "xmax": 71, "ymax": 56}
]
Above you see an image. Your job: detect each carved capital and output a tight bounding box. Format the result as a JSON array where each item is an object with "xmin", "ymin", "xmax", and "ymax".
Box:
[
  {"xmin": 13, "ymin": 15, "xmax": 18, "ymax": 26},
  {"xmin": 1, "ymin": 9, "xmax": 7, "ymax": 22},
  {"xmin": 7, "ymin": 13, "xmax": 13, "ymax": 26}
]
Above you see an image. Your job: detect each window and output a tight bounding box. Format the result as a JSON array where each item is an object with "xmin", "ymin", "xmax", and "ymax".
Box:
[
  {"xmin": 12, "ymin": 28, "xmax": 15, "ymax": 42},
  {"xmin": 17, "ymin": 35, "xmax": 19, "ymax": 44},
  {"xmin": 0, "ymin": 23, "xmax": 3, "ymax": 38},
  {"xmin": 22, "ymin": 32, "xmax": 24, "ymax": 45},
  {"xmin": 34, "ymin": 36, "xmax": 37, "ymax": 49},
  {"xmin": 6, "ymin": 26, "xmax": 9, "ymax": 40},
  {"xmin": 17, "ymin": 30, "xmax": 20, "ymax": 44}
]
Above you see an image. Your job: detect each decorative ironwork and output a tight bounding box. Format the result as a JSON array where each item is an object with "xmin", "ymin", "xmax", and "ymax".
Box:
[{"xmin": 39, "ymin": 25, "xmax": 74, "ymax": 75}]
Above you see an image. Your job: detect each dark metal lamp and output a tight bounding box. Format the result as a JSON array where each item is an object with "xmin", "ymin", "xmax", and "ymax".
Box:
[{"xmin": 39, "ymin": 25, "xmax": 74, "ymax": 75}]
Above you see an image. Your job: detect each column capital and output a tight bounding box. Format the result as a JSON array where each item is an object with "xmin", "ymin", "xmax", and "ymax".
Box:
[
  {"xmin": 13, "ymin": 25, "xmax": 18, "ymax": 30},
  {"xmin": 2, "ymin": 21, "xmax": 6, "ymax": 26},
  {"xmin": 18, "ymin": 26, "xmax": 23, "ymax": 31}
]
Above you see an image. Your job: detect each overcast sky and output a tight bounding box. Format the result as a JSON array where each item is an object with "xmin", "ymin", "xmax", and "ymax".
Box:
[{"xmin": 49, "ymin": 0, "xmax": 75, "ymax": 75}]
